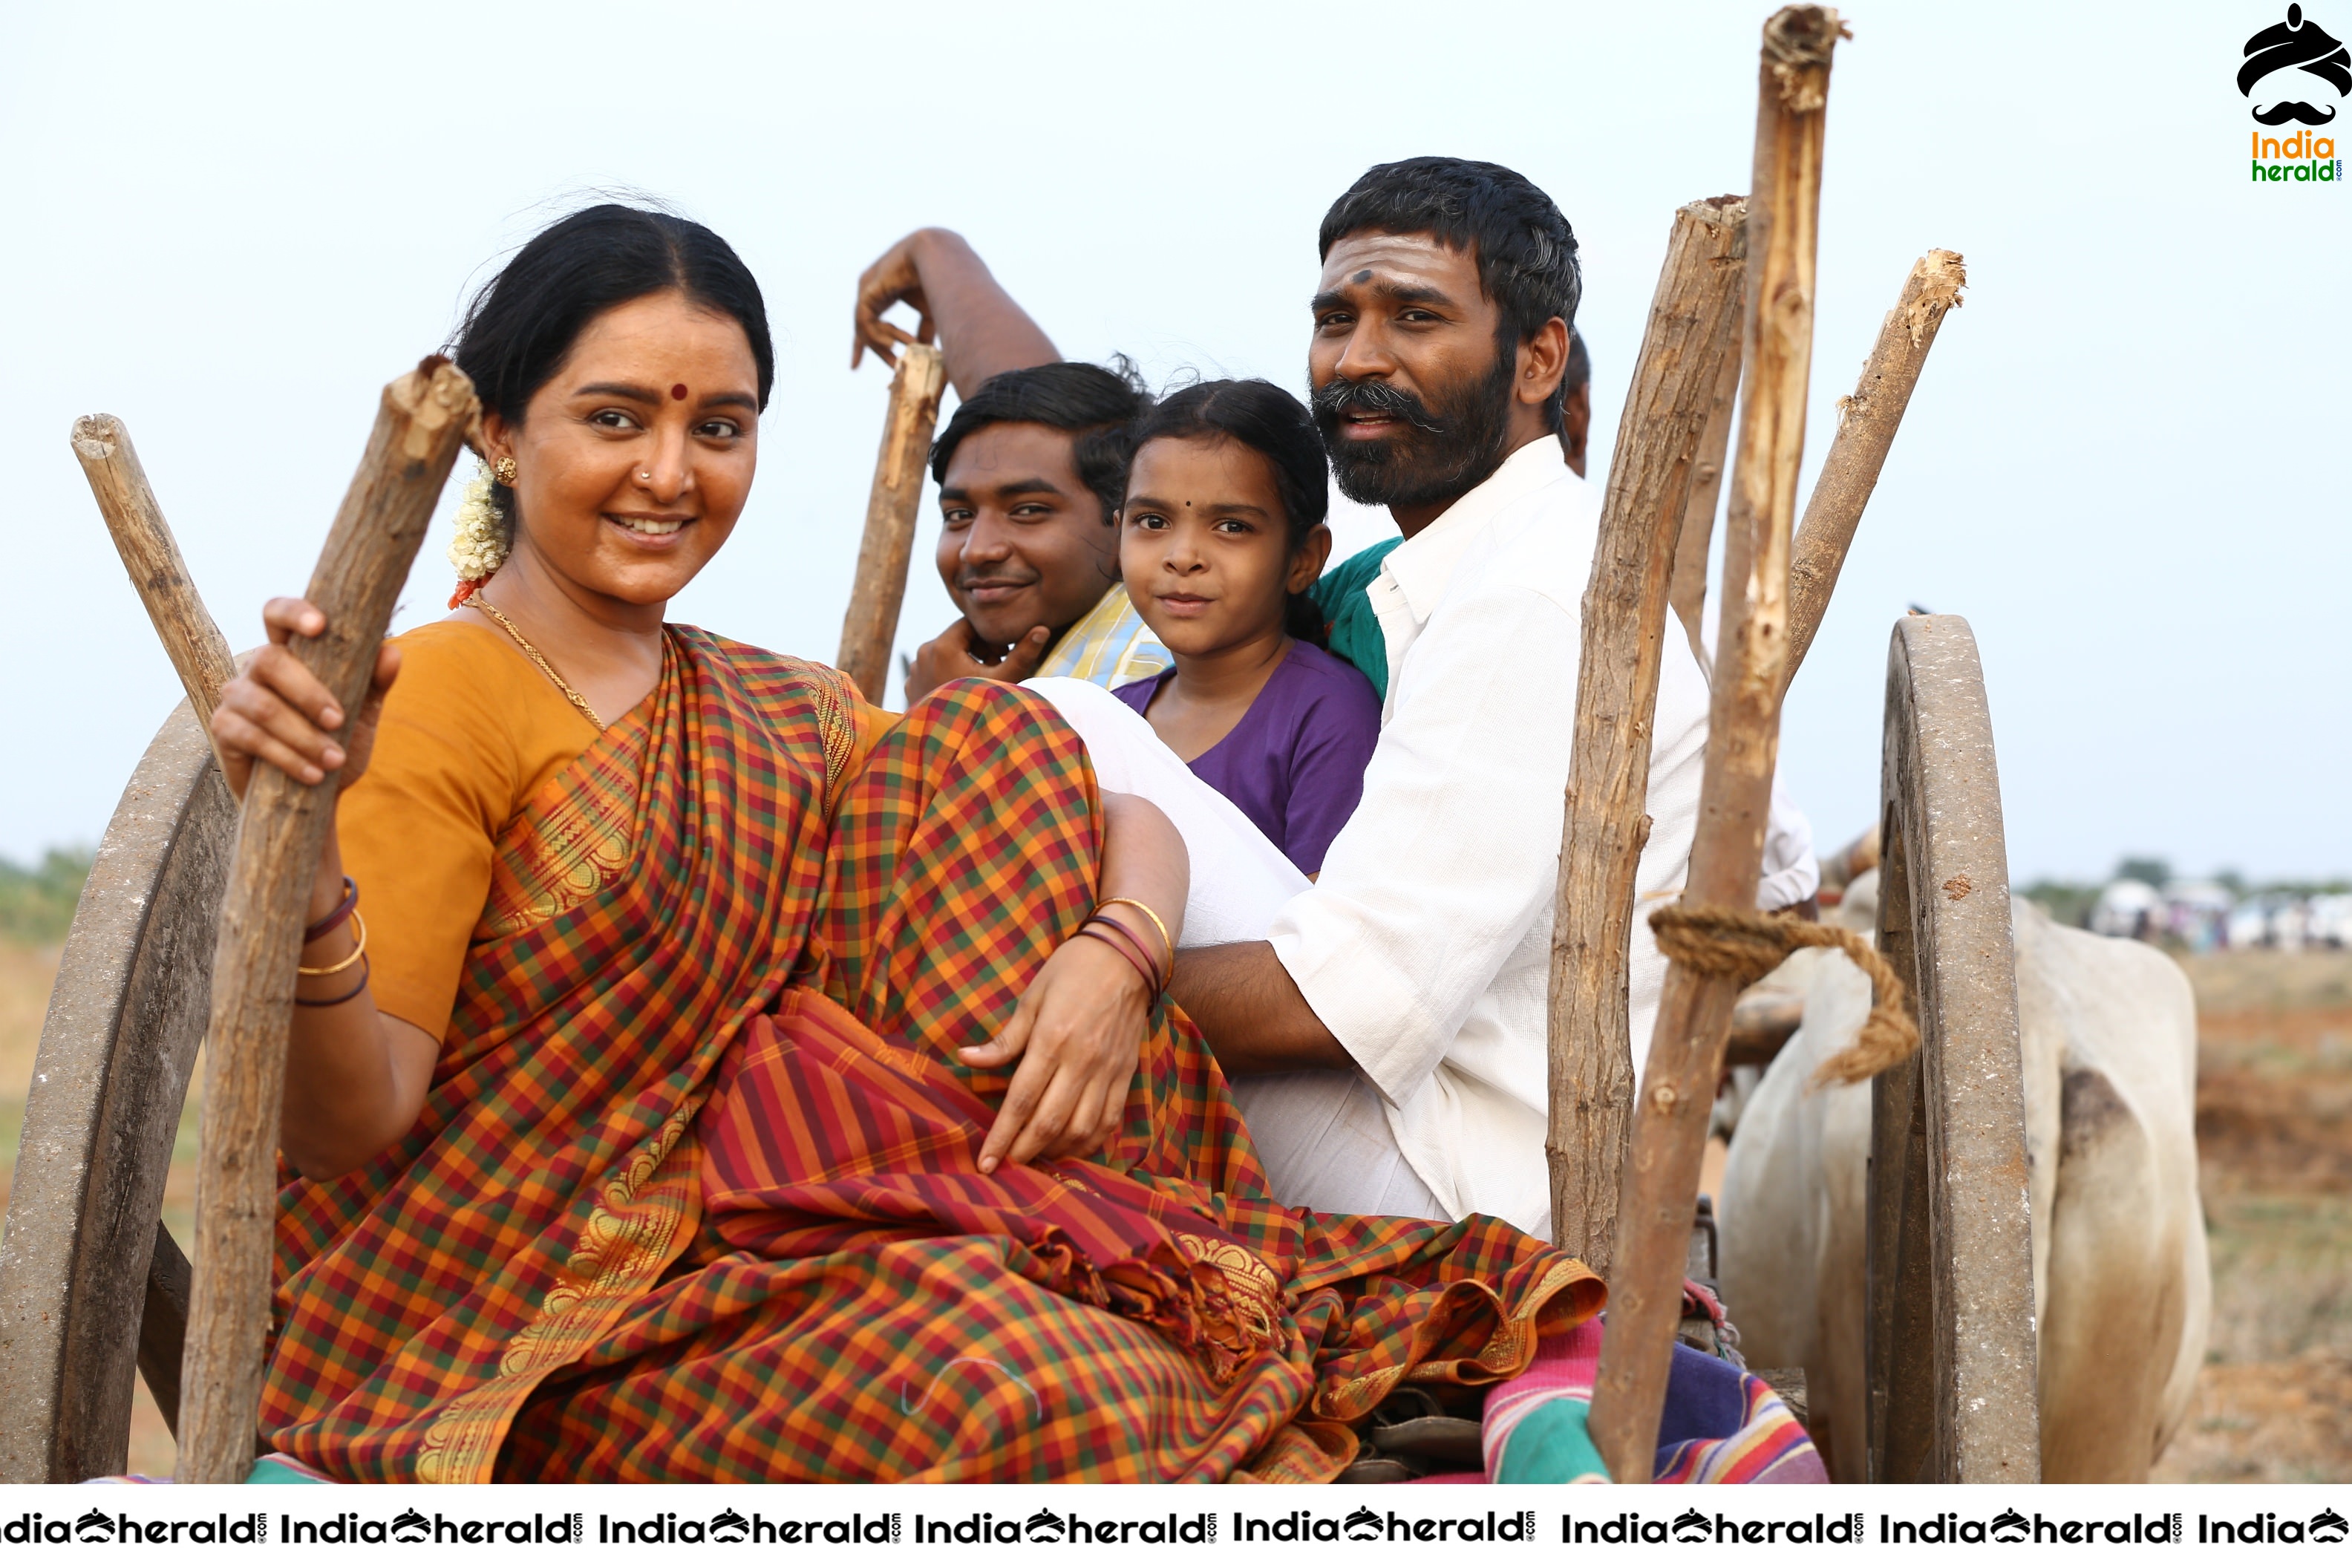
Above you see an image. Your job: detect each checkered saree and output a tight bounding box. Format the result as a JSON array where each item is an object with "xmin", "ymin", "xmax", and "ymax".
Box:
[{"xmin": 262, "ymin": 633, "xmax": 1598, "ymax": 1482}]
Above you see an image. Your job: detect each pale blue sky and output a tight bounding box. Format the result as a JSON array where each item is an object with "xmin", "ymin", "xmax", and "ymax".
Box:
[{"xmin": 4, "ymin": 0, "xmax": 2345, "ymax": 881}]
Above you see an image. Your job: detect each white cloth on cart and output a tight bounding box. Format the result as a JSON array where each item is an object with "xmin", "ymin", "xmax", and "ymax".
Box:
[{"xmin": 1024, "ymin": 676, "xmax": 1446, "ymax": 1223}]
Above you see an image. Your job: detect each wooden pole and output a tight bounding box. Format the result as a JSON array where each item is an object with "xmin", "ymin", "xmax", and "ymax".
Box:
[
  {"xmin": 1780, "ymin": 249, "xmax": 1964, "ymax": 689},
  {"xmin": 174, "ymin": 358, "xmax": 477, "ymax": 1483},
  {"xmin": 1587, "ymin": 3, "xmax": 1842, "ymax": 1483},
  {"xmin": 1545, "ymin": 195, "xmax": 1748, "ymax": 1273},
  {"xmin": 71, "ymin": 415, "xmax": 237, "ymax": 725},
  {"xmin": 69, "ymin": 414, "xmax": 229, "ymax": 1455},
  {"xmin": 836, "ymin": 342, "xmax": 947, "ymax": 702},
  {"xmin": 1667, "ymin": 343, "xmax": 1742, "ymax": 673}
]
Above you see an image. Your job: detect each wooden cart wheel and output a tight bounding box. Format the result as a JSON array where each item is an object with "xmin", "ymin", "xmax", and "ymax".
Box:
[
  {"xmin": 1865, "ymin": 614, "xmax": 2041, "ymax": 1482},
  {"xmin": 0, "ymin": 706, "xmax": 229, "ymax": 1480}
]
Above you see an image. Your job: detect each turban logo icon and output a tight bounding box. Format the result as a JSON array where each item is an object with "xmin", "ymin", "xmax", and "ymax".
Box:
[{"xmin": 2241, "ymin": 4, "xmax": 2351, "ymax": 124}]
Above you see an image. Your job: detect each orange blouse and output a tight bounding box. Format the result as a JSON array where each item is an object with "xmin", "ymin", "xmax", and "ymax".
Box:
[{"xmin": 338, "ymin": 620, "xmax": 892, "ymax": 1040}]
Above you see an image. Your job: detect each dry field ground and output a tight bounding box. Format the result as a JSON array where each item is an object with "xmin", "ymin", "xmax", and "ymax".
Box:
[
  {"xmin": 2152, "ymin": 948, "xmax": 2352, "ymax": 1483},
  {"xmin": 2, "ymin": 938, "xmax": 2345, "ymax": 1482}
]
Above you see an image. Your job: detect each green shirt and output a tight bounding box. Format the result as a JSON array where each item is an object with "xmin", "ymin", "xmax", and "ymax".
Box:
[{"xmin": 1311, "ymin": 537, "xmax": 1403, "ymax": 705}]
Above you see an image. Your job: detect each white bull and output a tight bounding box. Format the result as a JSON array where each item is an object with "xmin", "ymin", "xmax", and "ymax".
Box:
[{"xmin": 1718, "ymin": 871, "xmax": 2209, "ymax": 1482}]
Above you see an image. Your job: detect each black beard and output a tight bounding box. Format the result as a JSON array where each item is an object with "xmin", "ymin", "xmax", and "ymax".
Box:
[{"xmin": 1310, "ymin": 349, "xmax": 1518, "ymax": 510}]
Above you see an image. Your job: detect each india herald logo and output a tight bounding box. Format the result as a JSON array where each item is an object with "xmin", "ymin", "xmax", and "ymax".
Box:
[{"xmin": 2241, "ymin": 4, "xmax": 2351, "ymax": 124}]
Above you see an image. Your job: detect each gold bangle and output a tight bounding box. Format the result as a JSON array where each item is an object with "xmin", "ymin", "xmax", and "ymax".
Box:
[
  {"xmin": 297, "ymin": 909, "xmax": 368, "ymax": 977},
  {"xmin": 294, "ymin": 956, "xmax": 370, "ymax": 1008},
  {"xmin": 1095, "ymin": 896, "xmax": 1172, "ymax": 969}
]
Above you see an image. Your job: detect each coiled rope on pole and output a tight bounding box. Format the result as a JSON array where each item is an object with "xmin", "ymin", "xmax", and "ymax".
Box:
[{"xmin": 1647, "ymin": 904, "xmax": 1920, "ymax": 1087}]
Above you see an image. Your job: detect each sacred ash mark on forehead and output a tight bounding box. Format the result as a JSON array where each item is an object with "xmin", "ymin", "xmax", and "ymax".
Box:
[{"xmin": 1353, "ymin": 270, "xmax": 1373, "ymax": 284}]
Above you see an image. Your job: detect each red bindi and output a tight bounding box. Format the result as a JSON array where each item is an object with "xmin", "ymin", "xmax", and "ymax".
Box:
[{"xmin": 670, "ymin": 383, "xmax": 688, "ymax": 400}]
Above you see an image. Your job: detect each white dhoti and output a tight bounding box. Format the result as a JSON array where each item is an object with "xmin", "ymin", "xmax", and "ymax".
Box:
[
  {"xmin": 1026, "ymin": 677, "xmax": 1445, "ymax": 1222},
  {"xmin": 1224, "ymin": 1071, "xmax": 1448, "ymax": 1221}
]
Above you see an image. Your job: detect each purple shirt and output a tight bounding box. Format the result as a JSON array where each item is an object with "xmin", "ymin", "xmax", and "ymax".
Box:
[{"xmin": 1114, "ymin": 641, "xmax": 1381, "ymax": 875}]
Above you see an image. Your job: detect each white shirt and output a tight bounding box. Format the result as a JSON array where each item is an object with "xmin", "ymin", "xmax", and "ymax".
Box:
[
  {"xmin": 1758, "ymin": 781, "xmax": 1821, "ymax": 912},
  {"xmin": 1266, "ymin": 437, "xmax": 1713, "ymax": 1237},
  {"xmin": 1637, "ymin": 779, "xmax": 1820, "ymax": 912}
]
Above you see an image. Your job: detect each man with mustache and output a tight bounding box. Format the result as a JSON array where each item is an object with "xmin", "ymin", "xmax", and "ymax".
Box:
[
  {"xmin": 856, "ymin": 228, "xmax": 1595, "ymax": 709},
  {"xmin": 1165, "ymin": 158, "xmax": 1715, "ymax": 1238},
  {"xmin": 854, "ymin": 230, "xmax": 1169, "ymax": 702}
]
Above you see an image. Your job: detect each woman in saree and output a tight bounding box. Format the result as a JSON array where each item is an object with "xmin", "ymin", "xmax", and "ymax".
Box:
[{"xmin": 209, "ymin": 203, "xmax": 1815, "ymax": 1484}]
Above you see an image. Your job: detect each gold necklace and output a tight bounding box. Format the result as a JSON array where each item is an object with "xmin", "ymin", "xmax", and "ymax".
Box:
[{"xmin": 471, "ymin": 596, "xmax": 607, "ymax": 730}]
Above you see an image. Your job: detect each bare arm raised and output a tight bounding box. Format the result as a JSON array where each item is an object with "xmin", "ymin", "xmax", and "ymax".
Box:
[
  {"xmin": 852, "ymin": 228, "xmax": 1059, "ymax": 398},
  {"xmin": 209, "ymin": 596, "xmax": 442, "ymax": 1180}
]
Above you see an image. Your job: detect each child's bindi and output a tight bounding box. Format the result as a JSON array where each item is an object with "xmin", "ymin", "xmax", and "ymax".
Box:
[{"xmin": 670, "ymin": 383, "xmax": 688, "ymax": 400}]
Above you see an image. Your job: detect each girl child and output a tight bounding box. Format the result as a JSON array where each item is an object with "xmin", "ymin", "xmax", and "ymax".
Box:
[{"xmin": 1111, "ymin": 379, "xmax": 1381, "ymax": 877}]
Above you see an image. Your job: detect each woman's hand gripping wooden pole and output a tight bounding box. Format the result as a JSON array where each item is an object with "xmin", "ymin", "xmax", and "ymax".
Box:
[
  {"xmin": 178, "ymin": 356, "xmax": 476, "ymax": 1485},
  {"xmin": 209, "ymin": 597, "xmax": 444, "ymax": 1180}
]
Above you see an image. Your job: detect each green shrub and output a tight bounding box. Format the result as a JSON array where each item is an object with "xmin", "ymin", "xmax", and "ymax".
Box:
[
  {"xmin": 2020, "ymin": 879, "xmax": 2100, "ymax": 930},
  {"xmin": 0, "ymin": 849, "xmax": 94, "ymax": 944}
]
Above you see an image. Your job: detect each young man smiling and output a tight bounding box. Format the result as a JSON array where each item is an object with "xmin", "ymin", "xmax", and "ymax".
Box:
[
  {"xmin": 901, "ymin": 361, "xmax": 1165, "ymax": 701},
  {"xmin": 1167, "ymin": 158, "xmax": 1714, "ymax": 1239},
  {"xmin": 852, "ymin": 229, "xmax": 1169, "ymax": 702}
]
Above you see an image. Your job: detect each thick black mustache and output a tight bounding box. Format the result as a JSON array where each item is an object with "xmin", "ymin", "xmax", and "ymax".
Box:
[
  {"xmin": 1308, "ymin": 375, "xmax": 1448, "ymax": 435},
  {"xmin": 2254, "ymin": 99, "xmax": 2339, "ymax": 124}
]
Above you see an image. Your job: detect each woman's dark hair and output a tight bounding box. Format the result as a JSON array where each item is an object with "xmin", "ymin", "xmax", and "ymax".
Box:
[
  {"xmin": 1126, "ymin": 379, "xmax": 1331, "ymax": 646},
  {"xmin": 927, "ymin": 359, "xmax": 1152, "ymax": 523},
  {"xmin": 452, "ymin": 202, "xmax": 775, "ymax": 431}
]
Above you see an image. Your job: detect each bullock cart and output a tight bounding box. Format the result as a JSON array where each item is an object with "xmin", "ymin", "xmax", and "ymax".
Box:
[
  {"xmin": 0, "ymin": 4, "xmax": 2035, "ymax": 1487},
  {"xmin": 0, "ymin": 587, "xmax": 2037, "ymax": 1483}
]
